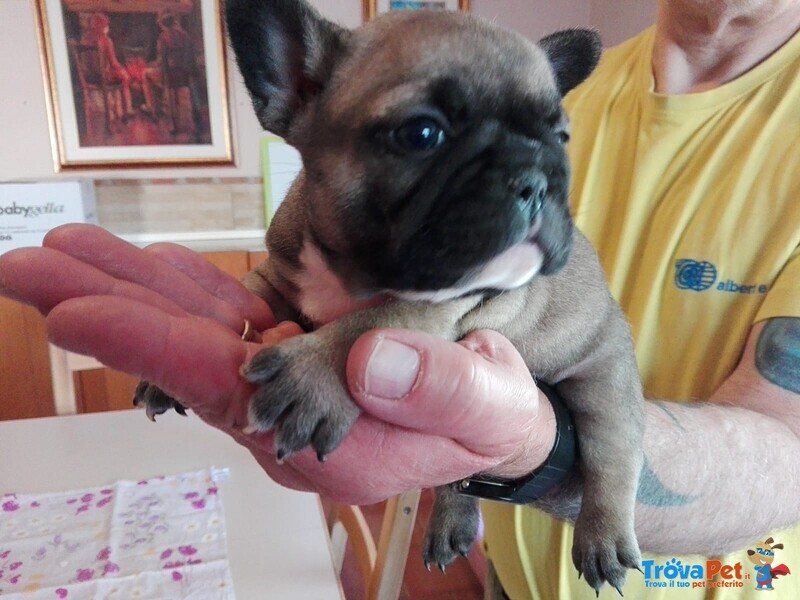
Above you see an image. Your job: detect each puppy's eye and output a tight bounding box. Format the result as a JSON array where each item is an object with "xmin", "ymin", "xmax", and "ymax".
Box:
[
  {"xmin": 556, "ymin": 130, "xmax": 570, "ymax": 145},
  {"xmin": 393, "ymin": 117, "xmax": 446, "ymax": 152}
]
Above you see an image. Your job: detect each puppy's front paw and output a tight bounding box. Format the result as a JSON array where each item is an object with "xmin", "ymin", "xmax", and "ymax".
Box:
[
  {"xmin": 133, "ymin": 380, "xmax": 187, "ymax": 421},
  {"xmin": 422, "ymin": 487, "xmax": 480, "ymax": 572},
  {"xmin": 242, "ymin": 334, "xmax": 359, "ymax": 461},
  {"xmin": 571, "ymin": 514, "xmax": 641, "ymax": 594}
]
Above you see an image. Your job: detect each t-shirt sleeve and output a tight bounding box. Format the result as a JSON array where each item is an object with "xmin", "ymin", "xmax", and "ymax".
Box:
[{"xmin": 755, "ymin": 245, "xmax": 800, "ymax": 322}]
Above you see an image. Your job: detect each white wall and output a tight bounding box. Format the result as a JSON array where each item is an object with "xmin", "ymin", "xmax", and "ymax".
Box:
[
  {"xmin": 0, "ymin": 0, "xmax": 653, "ymax": 183},
  {"xmin": 473, "ymin": 0, "xmax": 589, "ymax": 41},
  {"xmin": 591, "ymin": 0, "xmax": 657, "ymax": 46}
]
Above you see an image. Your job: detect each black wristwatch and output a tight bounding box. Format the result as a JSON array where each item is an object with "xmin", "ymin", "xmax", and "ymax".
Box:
[{"xmin": 457, "ymin": 383, "xmax": 577, "ymax": 504}]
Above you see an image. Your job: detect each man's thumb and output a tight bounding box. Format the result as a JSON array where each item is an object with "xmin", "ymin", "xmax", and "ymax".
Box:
[{"xmin": 346, "ymin": 328, "xmax": 541, "ymax": 455}]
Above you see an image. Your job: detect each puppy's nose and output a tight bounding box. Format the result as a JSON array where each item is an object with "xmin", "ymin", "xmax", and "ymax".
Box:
[{"xmin": 511, "ymin": 172, "xmax": 547, "ymax": 217}]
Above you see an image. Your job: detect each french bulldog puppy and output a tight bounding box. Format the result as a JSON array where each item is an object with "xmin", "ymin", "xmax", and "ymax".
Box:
[{"xmin": 137, "ymin": 0, "xmax": 645, "ymax": 591}]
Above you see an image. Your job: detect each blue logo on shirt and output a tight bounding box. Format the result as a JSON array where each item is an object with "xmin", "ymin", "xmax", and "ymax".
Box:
[
  {"xmin": 674, "ymin": 259, "xmax": 770, "ymax": 295},
  {"xmin": 675, "ymin": 260, "xmax": 718, "ymax": 291}
]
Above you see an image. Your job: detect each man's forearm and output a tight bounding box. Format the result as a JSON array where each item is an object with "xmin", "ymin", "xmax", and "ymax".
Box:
[
  {"xmin": 537, "ymin": 399, "xmax": 800, "ymax": 556},
  {"xmin": 635, "ymin": 399, "xmax": 800, "ymax": 554}
]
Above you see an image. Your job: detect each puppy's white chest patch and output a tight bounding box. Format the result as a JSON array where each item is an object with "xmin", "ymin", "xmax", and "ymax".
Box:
[
  {"xmin": 295, "ymin": 241, "xmax": 379, "ymax": 326},
  {"xmin": 395, "ymin": 242, "xmax": 544, "ymax": 303}
]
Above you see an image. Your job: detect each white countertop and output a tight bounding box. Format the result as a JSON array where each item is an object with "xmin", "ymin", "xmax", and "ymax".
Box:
[{"xmin": 0, "ymin": 410, "xmax": 343, "ymax": 600}]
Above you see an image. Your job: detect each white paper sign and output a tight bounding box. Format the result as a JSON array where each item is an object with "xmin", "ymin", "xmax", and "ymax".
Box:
[
  {"xmin": 0, "ymin": 181, "xmax": 97, "ymax": 254},
  {"xmin": 261, "ymin": 136, "xmax": 303, "ymax": 225}
]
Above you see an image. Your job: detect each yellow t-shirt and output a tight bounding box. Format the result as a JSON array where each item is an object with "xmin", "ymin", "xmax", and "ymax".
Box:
[{"xmin": 483, "ymin": 26, "xmax": 800, "ymax": 600}]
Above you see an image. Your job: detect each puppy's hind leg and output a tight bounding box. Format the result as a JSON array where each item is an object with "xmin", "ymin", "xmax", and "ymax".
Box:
[
  {"xmin": 559, "ymin": 367, "xmax": 644, "ymax": 595},
  {"xmin": 422, "ymin": 484, "xmax": 480, "ymax": 571}
]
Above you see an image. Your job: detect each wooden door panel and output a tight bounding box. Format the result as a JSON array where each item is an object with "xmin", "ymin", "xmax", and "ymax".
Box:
[
  {"xmin": 75, "ymin": 369, "xmax": 140, "ymax": 414},
  {"xmin": 0, "ymin": 298, "xmax": 55, "ymax": 420},
  {"xmin": 204, "ymin": 250, "xmax": 251, "ymax": 280},
  {"xmin": 248, "ymin": 251, "xmax": 268, "ymax": 270}
]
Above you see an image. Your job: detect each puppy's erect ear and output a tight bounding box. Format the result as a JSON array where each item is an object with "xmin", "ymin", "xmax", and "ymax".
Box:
[
  {"xmin": 538, "ymin": 29, "xmax": 602, "ymax": 97},
  {"xmin": 226, "ymin": 0, "xmax": 349, "ymax": 137}
]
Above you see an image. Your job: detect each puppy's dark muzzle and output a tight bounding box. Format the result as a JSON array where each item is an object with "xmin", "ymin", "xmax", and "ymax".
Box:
[{"xmin": 510, "ymin": 171, "xmax": 547, "ymax": 220}]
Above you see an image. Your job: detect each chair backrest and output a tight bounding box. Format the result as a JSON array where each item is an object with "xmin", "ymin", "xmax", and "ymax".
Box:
[
  {"xmin": 69, "ymin": 41, "xmax": 104, "ymax": 87},
  {"xmin": 48, "ymin": 344, "xmax": 103, "ymax": 415},
  {"xmin": 327, "ymin": 490, "xmax": 421, "ymax": 600}
]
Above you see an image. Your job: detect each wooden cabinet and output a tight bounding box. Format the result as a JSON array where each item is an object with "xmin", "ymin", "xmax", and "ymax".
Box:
[
  {"xmin": 0, "ymin": 250, "xmax": 266, "ymax": 420},
  {"xmin": 75, "ymin": 368, "xmax": 141, "ymax": 415},
  {"xmin": 0, "ymin": 298, "xmax": 56, "ymax": 420}
]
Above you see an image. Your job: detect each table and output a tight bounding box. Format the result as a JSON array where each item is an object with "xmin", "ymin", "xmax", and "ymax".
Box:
[{"xmin": 0, "ymin": 410, "xmax": 344, "ymax": 599}]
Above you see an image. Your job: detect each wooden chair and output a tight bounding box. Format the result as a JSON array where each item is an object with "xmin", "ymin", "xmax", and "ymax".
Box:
[
  {"xmin": 327, "ymin": 489, "xmax": 422, "ymax": 600},
  {"xmin": 48, "ymin": 344, "xmax": 103, "ymax": 415}
]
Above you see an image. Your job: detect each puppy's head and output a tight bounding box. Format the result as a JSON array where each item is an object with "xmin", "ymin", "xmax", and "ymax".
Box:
[{"xmin": 227, "ymin": 0, "xmax": 601, "ymax": 300}]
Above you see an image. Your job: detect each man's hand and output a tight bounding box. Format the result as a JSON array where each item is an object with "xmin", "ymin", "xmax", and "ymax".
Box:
[{"xmin": 0, "ymin": 224, "xmax": 554, "ymax": 505}]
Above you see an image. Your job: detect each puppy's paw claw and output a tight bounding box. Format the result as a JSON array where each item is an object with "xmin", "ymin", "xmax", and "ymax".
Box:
[
  {"xmin": 244, "ymin": 336, "xmax": 360, "ymax": 461},
  {"xmin": 133, "ymin": 380, "xmax": 187, "ymax": 422},
  {"xmin": 422, "ymin": 516, "xmax": 477, "ymax": 571},
  {"xmin": 571, "ymin": 520, "xmax": 640, "ymax": 594}
]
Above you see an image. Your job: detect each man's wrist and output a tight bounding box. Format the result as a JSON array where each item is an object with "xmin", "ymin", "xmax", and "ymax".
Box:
[
  {"xmin": 485, "ymin": 384, "xmax": 558, "ymax": 479},
  {"xmin": 459, "ymin": 384, "xmax": 578, "ymax": 504}
]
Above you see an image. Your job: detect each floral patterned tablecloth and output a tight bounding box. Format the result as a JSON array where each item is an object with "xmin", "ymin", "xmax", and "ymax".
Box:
[{"xmin": 0, "ymin": 469, "xmax": 235, "ymax": 599}]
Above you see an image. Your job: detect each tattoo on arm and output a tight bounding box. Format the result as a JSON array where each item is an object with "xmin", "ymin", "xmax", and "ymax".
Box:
[
  {"xmin": 653, "ymin": 400, "xmax": 685, "ymax": 431},
  {"xmin": 640, "ymin": 402, "xmax": 700, "ymax": 506},
  {"xmin": 637, "ymin": 456, "xmax": 699, "ymax": 507},
  {"xmin": 653, "ymin": 399, "xmax": 703, "ymax": 432},
  {"xmin": 538, "ymin": 401, "xmax": 701, "ymax": 517},
  {"xmin": 756, "ymin": 318, "xmax": 800, "ymax": 393}
]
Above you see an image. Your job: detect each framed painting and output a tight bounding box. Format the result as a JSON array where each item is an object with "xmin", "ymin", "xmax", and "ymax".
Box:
[
  {"xmin": 35, "ymin": 0, "xmax": 233, "ymax": 170},
  {"xmin": 364, "ymin": 0, "xmax": 471, "ymax": 21}
]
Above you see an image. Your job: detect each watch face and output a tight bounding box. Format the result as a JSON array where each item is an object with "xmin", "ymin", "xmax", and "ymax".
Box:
[{"xmin": 458, "ymin": 477, "xmax": 524, "ymax": 503}]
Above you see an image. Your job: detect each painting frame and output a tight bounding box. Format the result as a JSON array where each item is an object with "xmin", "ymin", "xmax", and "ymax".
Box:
[
  {"xmin": 35, "ymin": 0, "xmax": 234, "ymax": 171},
  {"xmin": 364, "ymin": 0, "xmax": 471, "ymax": 22}
]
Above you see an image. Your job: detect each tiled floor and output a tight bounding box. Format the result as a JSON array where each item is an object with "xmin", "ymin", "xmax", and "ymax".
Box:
[{"xmin": 323, "ymin": 489, "xmax": 484, "ymax": 600}]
